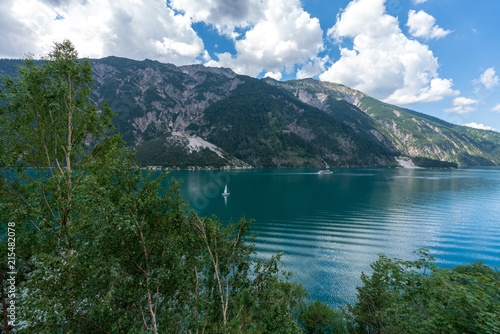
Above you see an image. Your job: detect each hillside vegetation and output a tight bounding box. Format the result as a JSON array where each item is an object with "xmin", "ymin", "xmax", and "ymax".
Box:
[{"xmin": 267, "ymin": 78, "xmax": 500, "ymax": 167}]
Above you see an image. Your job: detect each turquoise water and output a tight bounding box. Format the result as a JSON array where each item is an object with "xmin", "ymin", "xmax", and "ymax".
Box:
[{"xmin": 163, "ymin": 167, "xmax": 500, "ymax": 306}]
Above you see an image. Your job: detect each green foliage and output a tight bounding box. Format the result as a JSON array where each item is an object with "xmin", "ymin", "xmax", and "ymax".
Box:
[
  {"xmin": 8, "ymin": 161, "xmax": 307, "ymax": 332},
  {"xmin": 298, "ymin": 299, "xmax": 349, "ymax": 334},
  {"xmin": 0, "ymin": 42, "xmax": 114, "ymax": 171},
  {"xmin": 0, "ymin": 39, "xmax": 117, "ymax": 260},
  {"xmin": 348, "ymin": 250, "xmax": 500, "ymax": 334},
  {"xmin": 133, "ymin": 135, "xmax": 229, "ymax": 168},
  {"xmin": 412, "ymin": 156, "xmax": 458, "ymax": 168},
  {"xmin": 0, "ymin": 40, "xmax": 121, "ymax": 333},
  {"xmin": 0, "ymin": 41, "xmax": 308, "ymax": 333}
]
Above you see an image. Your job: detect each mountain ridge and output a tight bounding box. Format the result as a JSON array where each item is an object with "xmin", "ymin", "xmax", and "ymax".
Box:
[
  {"xmin": 265, "ymin": 77, "xmax": 500, "ymax": 166},
  {"xmin": 1, "ymin": 57, "xmax": 499, "ymax": 168}
]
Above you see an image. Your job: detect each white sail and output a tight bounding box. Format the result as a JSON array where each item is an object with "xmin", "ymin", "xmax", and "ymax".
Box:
[{"xmin": 222, "ymin": 185, "xmax": 230, "ymax": 196}]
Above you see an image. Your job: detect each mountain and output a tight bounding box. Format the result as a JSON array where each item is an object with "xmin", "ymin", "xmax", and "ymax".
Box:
[
  {"xmin": 89, "ymin": 57, "xmax": 398, "ymax": 168},
  {"xmin": 264, "ymin": 78, "xmax": 500, "ymax": 166},
  {"xmin": 1, "ymin": 56, "xmax": 499, "ymax": 168},
  {"xmin": 88, "ymin": 57, "xmax": 252, "ymax": 168}
]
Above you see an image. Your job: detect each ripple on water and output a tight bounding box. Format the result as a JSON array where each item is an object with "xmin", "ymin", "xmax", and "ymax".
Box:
[{"xmin": 167, "ymin": 167, "xmax": 500, "ymax": 306}]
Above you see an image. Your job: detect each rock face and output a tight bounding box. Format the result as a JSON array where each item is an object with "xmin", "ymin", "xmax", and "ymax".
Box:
[
  {"xmin": 266, "ymin": 79, "xmax": 500, "ymax": 166},
  {"xmin": 87, "ymin": 57, "xmax": 249, "ymax": 168},
  {"xmin": 90, "ymin": 57, "xmax": 243, "ymax": 141},
  {"xmin": 395, "ymin": 156, "xmax": 422, "ymax": 169},
  {"xmin": 2, "ymin": 57, "xmax": 499, "ymax": 168},
  {"xmin": 87, "ymin": 58, "xmax": 500, "ymax": 167}
]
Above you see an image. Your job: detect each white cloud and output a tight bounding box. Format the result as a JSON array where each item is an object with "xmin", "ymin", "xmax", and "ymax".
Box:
[
  {"xmin": 463, "ymin": 122, "xmax": 496, "ymax": 131},
  {"xmin": 0, "ymin": 0, "xmax": 38, "ymax": 58},
  {"xmin": 168, "ymin": 0, "xmax": 263, "ymax": 37},
  {"xmin": 492, "ymin": 104, "xmax": 500, "ymax": 112},
  {"xmin": 473, "ymin": 67, "xmax": 499, "ymax": 90},
  {"xmin": 264, "ymin": 72, "xmax": 282, "ymax": 80},
  {"xmin": 0, "ymin": 0, "xmax": 206, "ymax": 65},
  {"xmin": 296, "ymin": 56, "xmax": 330, "ymax": 79},
  {"xmin": 445, "ymin": 97, "xmax": 480, "ymax": 114},
  {"xmin": 407, "ymin": 10, "xmax": 451, "ymax": 40},
  {"xmin": 412, "ymin": 0, "xmax": 428, "ymax": 4},
  {"xmin": 206, "ymin": 0, "xmax": 324, "ymax": 77},
  {"xmin": 319, "ymin": 0, "xmax": 458, "ymax": 105}
]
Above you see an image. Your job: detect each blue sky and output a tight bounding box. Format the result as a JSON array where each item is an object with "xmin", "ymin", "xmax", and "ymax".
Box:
[{"xmin": 1, "ymin": 0, "xmax": 499, "ymax": 131}]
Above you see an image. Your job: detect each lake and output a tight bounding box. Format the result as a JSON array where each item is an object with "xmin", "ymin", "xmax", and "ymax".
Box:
[{"xmin": 160, "ymin": 167, "xmax": 500, "ymax": 306}]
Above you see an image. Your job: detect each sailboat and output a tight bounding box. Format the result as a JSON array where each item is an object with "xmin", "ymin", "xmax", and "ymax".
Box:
[{"xmin": 222, "ymin": 185, "xmax": 230, "ymax": 196}]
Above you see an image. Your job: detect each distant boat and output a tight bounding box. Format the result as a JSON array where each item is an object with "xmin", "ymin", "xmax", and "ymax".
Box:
[
  {"xmin": 222, "ymin": 185, "xmax": 230, "ymax": 196},
  {"xmin": 318, "ymin": 170, "xmax": 332, "ymax": 174}
]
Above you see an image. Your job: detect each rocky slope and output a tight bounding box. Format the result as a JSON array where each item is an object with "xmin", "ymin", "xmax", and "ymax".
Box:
[
  {"xmin": 266, "ymin": 78, "xmax": 500, "ymax": 166},
  {"xmin": 87, "ymin": 57, "xmax": 250, "ymax": 168},
  {"xmin": 88, "ymin": 57, "xmax": 398, "ymax": 168}
]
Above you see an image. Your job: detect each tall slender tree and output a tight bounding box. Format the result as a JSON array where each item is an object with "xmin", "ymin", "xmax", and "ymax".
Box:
[
  {"xmin": 0, "ymin": 40, "xmax": 115, "ymax": 255},
  {"xmin": 0, "ymin": 41, "xmax": 307, "ymax": 333},
  {"xmin": 0, "ymin": 40, "xmax": 118, "ymax": 332}
]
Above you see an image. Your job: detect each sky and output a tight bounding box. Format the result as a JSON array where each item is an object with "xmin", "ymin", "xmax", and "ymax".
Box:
[{"xmin": 1, "ymin": 0, "xmax": 500, "ymax": 132}]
